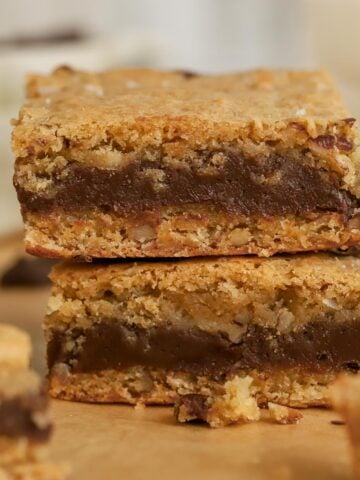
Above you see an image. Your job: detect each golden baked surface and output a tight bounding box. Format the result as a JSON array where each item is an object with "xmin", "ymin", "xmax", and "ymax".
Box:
[
  {"xmin": 12, "ymin": 67, "xmax": 356, "ymax": 158},
  {"xmin": 46, "ymin": 253, "xmax": 360, "ymax": 336},
  {"xmin": 51, "ymin": 253, "xmax": 360, "ymax": 292}
]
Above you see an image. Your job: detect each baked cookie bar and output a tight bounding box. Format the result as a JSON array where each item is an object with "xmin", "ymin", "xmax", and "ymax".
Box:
[
  {"xmin": 331, "ymin": 375, "xmax": 360, "ymax": 479},
  {"xmin": 13, "ymin": 67, "xmax": 360, "ymax": 259},
  {"xmin": 0, "ymin": 325, "xmax": 31, "ymax": 370},
  {"xmin": 0, "ymin": 369, "xmax": 52, "ymax": 467},
  {"xmin": 45, "ymin": 254, "xmax": 360, "ymax": 410}
]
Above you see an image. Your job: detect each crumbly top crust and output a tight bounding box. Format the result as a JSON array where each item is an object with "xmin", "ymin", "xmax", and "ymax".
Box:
[
  {"xmin": 12, "ymin": 67, "xmax": 355, "ymax": 153},
  {"xmin": 0, "ymin": 369, "xmax": 41, "ymax": 400},
  {"xmin": 50, "ymin": 254, "xmax": 360, "ymax": 297},
  {"xmin": 0, "ymin": 324, "xmax": 31, "ymax": 370},
  {"xmin": 46, "ymin": 254, "xmax": 360, "ymax": 337},
  {"xmin": 331, "ymin": 375, "xmax": 360, "ymax": 414}
]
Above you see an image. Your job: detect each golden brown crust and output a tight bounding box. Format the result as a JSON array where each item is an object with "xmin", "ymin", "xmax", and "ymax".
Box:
[
  {"xmin": 48, "ymin": 365, "xmax": 335, "ymax": 409},
  {"xmin": 50, "ymin": 251, "xmax": 360, "ymax": 290},
  {"xmin": 12, "ymin": 68, "xmax": 353, "ymax": 154},
  {"xmin": 23, "ymin": 209, "xmax": 360, "ymax": 259},
  {"xmin": 45, "ymin": 253, "xmax": 360, "ymax": 339}
]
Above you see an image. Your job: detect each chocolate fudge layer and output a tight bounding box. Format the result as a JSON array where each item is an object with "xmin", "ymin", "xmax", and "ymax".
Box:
[
  {"xmin": 48, "ymin": 320, "xmax": 360, "ymax": 376},
  {"xmin": 13, "ymin": 67, "xmax": 360, "ymax": 258},
  {"xmin": 46, "ymin": 254, "xmax": 360, "ymax": 407},
  {"xmin": 0, "ymin": 370, "xmax": 52, "ymax": 467}
]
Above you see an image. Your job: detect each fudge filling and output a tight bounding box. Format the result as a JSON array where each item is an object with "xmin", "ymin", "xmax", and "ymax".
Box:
[
  {"xmin": 48, "ymin": 320, "xmax": 360, "ymax": 376},
  {"xmin": 0, "ymin": 393, "xmax": 52, "ymax": 441},
  {"xmin": 16, "ymin": 150, "xmax": 354, "ymax": 217}
]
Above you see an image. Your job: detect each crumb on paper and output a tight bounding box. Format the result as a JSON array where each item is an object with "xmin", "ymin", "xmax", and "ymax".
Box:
[
  {"xmin": 175, "ymin": 376, "xmax": 260, "ymax": 428},
  {"xmin": 268, "ymin": 402, "xmax": 303, "ymax": 425}
]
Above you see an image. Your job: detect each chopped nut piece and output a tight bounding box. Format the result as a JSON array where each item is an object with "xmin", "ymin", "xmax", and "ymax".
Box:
[
  {"xmin": 228, "ymin": 228, "xmax": 251, "ymax": 246},
  {"xmin": 128, "ymin": 225, "xmax": 156, "ymax": 243}
]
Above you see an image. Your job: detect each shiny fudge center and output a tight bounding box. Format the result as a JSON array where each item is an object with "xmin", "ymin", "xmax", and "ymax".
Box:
[
  {"xmin": 48, "ymin": 321, "xmax": 360, "ymax": 375},
  {"xmin": 17, "ymin": 150, "xmax": 353, "ymax": 217}
]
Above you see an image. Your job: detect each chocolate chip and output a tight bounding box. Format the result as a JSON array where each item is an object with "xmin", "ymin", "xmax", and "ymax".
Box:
[
  {"xmin": 175, "ymin": 394, "xmax": 209, "ymax": 423},
  {"xmin": 345, "ymin": 361, "xmax": 360, "ymax": 373}
]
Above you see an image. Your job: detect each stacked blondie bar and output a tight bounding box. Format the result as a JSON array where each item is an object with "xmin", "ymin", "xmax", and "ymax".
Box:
[{"xmin": 13, "ymin": 67, "xmax": 360, "ymax": 426}]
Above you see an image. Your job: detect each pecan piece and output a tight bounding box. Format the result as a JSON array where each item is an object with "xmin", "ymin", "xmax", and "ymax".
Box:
[
  {"xmin": 313, "ymin": 134, "xmax": 335, "ymax": 149},
  {"xmin": 336, "ymin": 136, "xmax": 353, "ymax": 151}
]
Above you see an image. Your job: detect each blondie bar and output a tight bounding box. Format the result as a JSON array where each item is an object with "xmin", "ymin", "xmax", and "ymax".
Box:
[
  {"xmin": 45, "ymin": 254, "xmax": 360, "ymax": 408},
  {"xmin": 13, "ymin": 67, "xmax": 360, "ymax": 258}
]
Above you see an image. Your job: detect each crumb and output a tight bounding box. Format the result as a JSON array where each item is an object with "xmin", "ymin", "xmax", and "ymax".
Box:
[
  {"xmin": 268, "ymin": 402, "xmax": 303, "ymax": 425},
  {"xmin": 175, "ymin": 376, "xmax": 260, "ymax": 428}
]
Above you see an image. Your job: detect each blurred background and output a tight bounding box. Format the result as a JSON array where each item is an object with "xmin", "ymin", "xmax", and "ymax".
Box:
[{"xmin": 0, "ymin": 0, "xmax": 359, "ymax": 236}]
